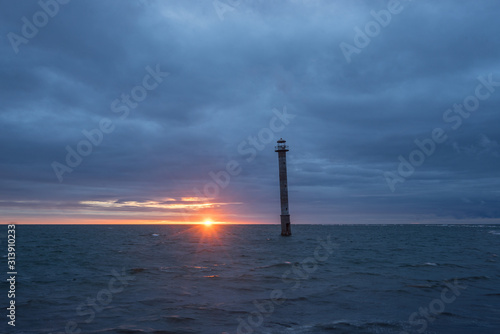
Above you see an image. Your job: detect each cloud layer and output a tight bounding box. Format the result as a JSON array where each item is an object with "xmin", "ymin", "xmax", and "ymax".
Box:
[{"xmin": 1, "ymin": 0, "xmax": 500, "ymax": 224}]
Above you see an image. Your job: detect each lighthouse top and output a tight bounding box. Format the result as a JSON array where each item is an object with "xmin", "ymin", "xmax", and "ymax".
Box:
[{"xmin": 275, "ymin": 138, "xmax": 289, "ymax": 152}]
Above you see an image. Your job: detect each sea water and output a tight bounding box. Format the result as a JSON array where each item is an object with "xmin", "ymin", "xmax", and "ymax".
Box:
[{"xmin": 2, "ymin": 224, "xmax": 500, "ymax": 334}]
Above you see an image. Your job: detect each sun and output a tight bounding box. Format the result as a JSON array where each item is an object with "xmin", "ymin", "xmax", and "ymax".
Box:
[{"xmin": 203, "ymin": 220, "xmax": 213, "ymax": 227}]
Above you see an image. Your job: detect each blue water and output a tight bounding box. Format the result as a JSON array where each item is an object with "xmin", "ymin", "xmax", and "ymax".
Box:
[{"xmin": 2, "ymin": 224, "xmax": 500, "ymax": 334}]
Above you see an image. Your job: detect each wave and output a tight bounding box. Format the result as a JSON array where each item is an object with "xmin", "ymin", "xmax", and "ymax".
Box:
[
  {"xmin": 91, "ymin": 328, "xmax": 191, "ymax": 334},
  {"xmin": 399, "ymin": 262, "xmax": 439, "ymax": 268},
  {"xmin": 164, "ymin": 315, "xmax": 196, "ymax": 323},
  {"xmin": 405, "ymin": 284, "xmax": 434, "ymax": 288},
  {"xmin": 253, "ymin": 261, "xmax": 293, "ymax": 270},
  {"xmin": 129, "ymin": 267, "xmax": 147, "ymax": 274},
  {"xmin": 456, "ymin": 275, "xmax": 491, "ymax": 282},
  {"xmin": 195, "ymin": 248, "xmax": 215, "ymax": 253},
  {"xmin": 295, "ymin": 319, "xmax": 402, "ymax": 333}
]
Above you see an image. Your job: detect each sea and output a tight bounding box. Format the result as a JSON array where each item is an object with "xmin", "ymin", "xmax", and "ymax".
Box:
[{"xmin": 2, "ymin": 224, "xmax": 500, "ymax": 334}]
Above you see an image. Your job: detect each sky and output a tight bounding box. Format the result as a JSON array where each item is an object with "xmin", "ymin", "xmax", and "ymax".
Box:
[{"xmin": 1, "ymin": 0, "xmax": 500, "ymax": 225}]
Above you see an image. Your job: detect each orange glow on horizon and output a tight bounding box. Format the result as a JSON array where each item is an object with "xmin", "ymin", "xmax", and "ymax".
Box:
[
  {"xmin": 1, "ymin": 211, "xmax": 264, "ymax": 225},
  {"xmin": 1, "ymin": 220, "xmax": 265, "ymax": 225},
  {"xmin": 0, "ymin": 197, "xmax": 259, "ymax": 225}
]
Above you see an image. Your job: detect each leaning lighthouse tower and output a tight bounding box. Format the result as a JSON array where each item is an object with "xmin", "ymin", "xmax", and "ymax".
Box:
[{"xmin": 275, "ymin": 138, "xmax": 292, "ymax": 236}]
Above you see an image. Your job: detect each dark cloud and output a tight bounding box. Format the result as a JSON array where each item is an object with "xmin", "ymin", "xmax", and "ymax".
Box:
[{"xmin": 1, "ymin": 0, "xmax": 499, "ymax": 224}]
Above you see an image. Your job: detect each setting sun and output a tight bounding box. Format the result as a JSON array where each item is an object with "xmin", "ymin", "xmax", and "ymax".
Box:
[{"xmin": 203, "ymin": 220, "xmax": 213, "ymax": 227}]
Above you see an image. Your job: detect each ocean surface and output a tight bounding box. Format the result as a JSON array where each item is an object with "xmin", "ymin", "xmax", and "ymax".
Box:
[{"xmin": 2, "ymin": 224, "xmax": 500, "ymax": 334}]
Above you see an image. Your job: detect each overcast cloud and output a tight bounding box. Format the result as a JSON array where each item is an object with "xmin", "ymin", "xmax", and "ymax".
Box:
[{"xmin": 1, "ymin": 0, "xmax": 499, "ymax": 224}]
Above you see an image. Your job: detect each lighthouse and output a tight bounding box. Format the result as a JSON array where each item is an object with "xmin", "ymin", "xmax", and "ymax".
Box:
[{"xmin": 275, "ymin": 138, "xmax": 292, "ymax": 236}]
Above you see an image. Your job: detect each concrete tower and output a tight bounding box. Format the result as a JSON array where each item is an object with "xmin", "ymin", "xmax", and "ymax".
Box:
[{"xmin": 275, "ymin": 138, "xmax": 291, "ymax": 236}]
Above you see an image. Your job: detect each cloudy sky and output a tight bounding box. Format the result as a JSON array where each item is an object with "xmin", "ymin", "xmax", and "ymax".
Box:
[{"xmin": 1, "ymin": 0, "xmax": 500, "ymax": 225}]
